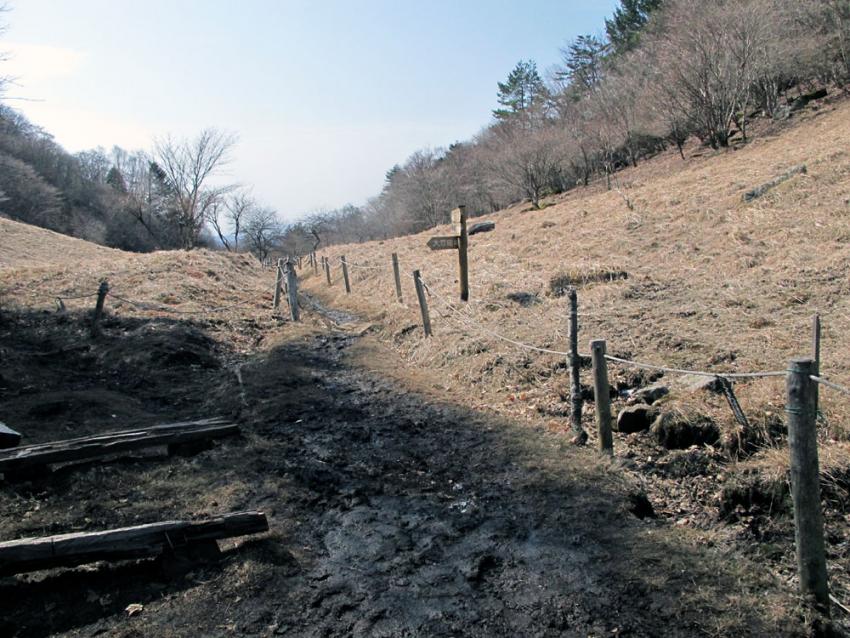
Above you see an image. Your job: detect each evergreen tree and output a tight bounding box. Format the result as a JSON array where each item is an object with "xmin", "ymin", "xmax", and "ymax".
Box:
[
  {"xmin": 493, "ymin": 60, "xmax": 545, "ymax": 120},
  {"xmin": 605, "ymin": 0, "xmax": 662, "ymax": 55},
  {"xmin": 557, "ymin": 35, "xmax": 608, "ymax": 92},
  {"xmin": 105, "ymin": 166, "xmax": 128, "ymax": 193}
]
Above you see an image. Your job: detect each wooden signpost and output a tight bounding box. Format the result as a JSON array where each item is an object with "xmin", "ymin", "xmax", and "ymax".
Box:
[
  {"xmin": 427, "ymin": 236, "xmax": 459, "ymax": 251},
  {"xmin": 427, "ymin": 205, "xmax": 469, "ymax": 301}
]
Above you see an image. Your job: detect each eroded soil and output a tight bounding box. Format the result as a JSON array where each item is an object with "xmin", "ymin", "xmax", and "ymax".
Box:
[{"xmin": 0, "ymin": 307, "xmax": 811, "ymax": 637}]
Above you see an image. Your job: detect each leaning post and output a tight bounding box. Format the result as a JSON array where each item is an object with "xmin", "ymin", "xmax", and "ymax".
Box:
[
  {"xmin": 413, "ymin": 270, "xmax": 432, "ymax": 337},
  {"xmin": 341, "ymin": 255, "xmax": 351, "ymax": 294},
  {"xmin": 272, "ymin": 259, "xmax": 284, "ymax": 309},
  {"xmin": 786, "ymin": 357, "xmax": 829, "ymax": 616},
  {"xmin": 392, "ymin": 253, "xmax": 403, "ymax": 303},
  {"xmin": 590, "ymin": 339, "xmax": 613, "ymax": 454},
  {"xmin": 286, "ymin": 263, "xmax": 300, "ymax": 322},
  {"xmin": 324, "ymin": 257, "xmax": 332, "ymax": 286}
]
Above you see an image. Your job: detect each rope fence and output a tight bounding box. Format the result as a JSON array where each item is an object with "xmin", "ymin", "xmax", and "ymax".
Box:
[
  {"xmin": 313, "ymin": 235, "xmax": 850, "ymax": 617},
  {"xmin": 810, "ymin": 375, "xmax": 850, "ymax": 398},
  {"xmin": 337, "ymin": 257, "xmax": 385, "ymax": 271},
  {"xmin": 4, "ymin": 238, "xmax": 850, "ymax": 617}
]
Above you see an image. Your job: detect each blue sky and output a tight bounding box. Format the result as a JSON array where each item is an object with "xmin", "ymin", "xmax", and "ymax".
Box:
[{"xmin": 4, "ymin": 1, "xmax": 617, "ymax": 220}]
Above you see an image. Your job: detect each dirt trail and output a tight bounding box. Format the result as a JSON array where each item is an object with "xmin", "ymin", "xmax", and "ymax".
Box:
[{"xmin": 0, "ymin": 303, "xmax": 805, "ymax": 637}]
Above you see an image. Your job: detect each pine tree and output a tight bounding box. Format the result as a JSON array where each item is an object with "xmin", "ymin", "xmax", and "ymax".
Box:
[
  {"xmin": 557, "ymin": 35, "xmax": 608, "ymax": 93},
  {"xmin": 605, "ymin": 0, "xmax": 662, "ymax": 55},
  {"xmin": 493, "ymin": 60, "xmax": 545, "ymax": 120}
]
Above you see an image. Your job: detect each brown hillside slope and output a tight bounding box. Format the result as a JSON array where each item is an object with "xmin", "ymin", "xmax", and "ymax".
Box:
[
  {"xmin": 0, "ymin": 217, "xmax": 120, "ymax": 268},
  {"xmin": 0, "ymin": 222, "xmax": 281, "ymax": 354},
  {"xmin": 311, "ymin": 97, "xmax": 850, "ymax": 409},
  {"xmin": 305, "ymin": 97, "xmax": 850, "ymax": 612}
]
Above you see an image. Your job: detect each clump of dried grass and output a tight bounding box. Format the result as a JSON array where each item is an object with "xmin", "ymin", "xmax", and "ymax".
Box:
[{"xmin": 548, "ymin": 266, "xmax": 629, "ymax": 296}]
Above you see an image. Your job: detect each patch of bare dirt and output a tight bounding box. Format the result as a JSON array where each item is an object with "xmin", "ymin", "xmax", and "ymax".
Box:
[{"xmin": 0, "ymin": 299, "xmax": 813, "ymax": 637}]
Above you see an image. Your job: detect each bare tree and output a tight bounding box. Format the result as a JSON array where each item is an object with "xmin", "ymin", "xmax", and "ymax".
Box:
[
  {"xmin": 205, "ymin": 188, "xmax": 254, "ymax": 251},
  {"xmin": 483, "ymin": 122, "xmax": 565, "ymax": 209},
  {"xmin": 243, "ymin": 206, "xmax": 282, "ymax": 262},
  {"xmin": 644, "ymin": 0, "xmax": 754, "ymax": 149},
  {"xmin": 388, "ymin": 149, "xmax": 453, "ymax": 229},
  {"xmin": 154, "ymin": 128, "xmax": 237, "ymax": 249}
]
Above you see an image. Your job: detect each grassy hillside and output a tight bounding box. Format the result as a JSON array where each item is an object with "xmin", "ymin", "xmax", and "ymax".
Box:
[
  {"xmin": 304, "ymin": 95, "xmax": 850, "ymax": 608},
  {"xmin": 309, "ymin": 96, "xmax": 850, "ymax": 421},
  {"xmin": 0, "ymin": 217, "xmax": 121, "ymax": 268},
  {"xmin": 0, "ymin": 220, "xmax": 284, "ymax": 354}
]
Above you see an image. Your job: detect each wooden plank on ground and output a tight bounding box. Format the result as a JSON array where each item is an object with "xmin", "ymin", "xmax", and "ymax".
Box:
[
  {"xmin": 0, "ymin": 511, "xmax": 268, "ymax": 576},
  {"xmin": 0, "ymin": 418, "xmax": 239, "ymax": 474}
]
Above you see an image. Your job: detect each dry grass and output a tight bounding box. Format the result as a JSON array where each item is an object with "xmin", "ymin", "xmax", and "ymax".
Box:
[
  {"xmin": 0, "ymin": 216, "xmax": 120, "ymax": 268},
  {"xmin": 305, "ymin": 99, "xmax": 850, "ymax": 442},
  {"xmin": 303, "ymin": 100, "xmax": 850, "ymax": 622},
  {"xmin": 0, "ymin": 224, "xmax": 301, "ymax": 353}
]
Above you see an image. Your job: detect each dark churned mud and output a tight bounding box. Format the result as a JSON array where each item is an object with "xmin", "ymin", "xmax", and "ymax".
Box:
[{"xmin": 0, "ymin": 308, "xmax": 808, "ymax": 637}]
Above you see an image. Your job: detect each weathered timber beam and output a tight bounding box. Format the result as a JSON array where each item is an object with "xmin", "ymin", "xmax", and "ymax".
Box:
[
  {"xmin": 6, "ymin": 417, "xmax": 231, "ymax": 453},
  {"xmin": 0, "ymin": 423, "xmax": 239, "ymax": 473},
  {"xmin": 0, "ymin": 511, "xmax": 268, "ymax": 576}
]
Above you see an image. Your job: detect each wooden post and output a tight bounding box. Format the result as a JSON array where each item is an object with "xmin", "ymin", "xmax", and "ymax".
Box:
[
  {"xmin": 786, "ymin": 357, "xmax": 829, "ymax": 615},
  {"xmin": 272, "ymin": 259, "xmax": 284, "ymax": 309},
  {"xmin": 324, "ymin": 256, "xmax": 332, "ymax": 286},
  {"xmin": 452, "ymin": 206, "xmax": 469, "ymax": 302},
  {"xmin": 91, "ymin": 280, "xmax": 109, "ymax": 337},
  {"xmin": 286, "ymin": 264, "xmax": 299, "ymax": 321},
  {"xmin": 298, "ymin": 255, "xmax": 302, "ymax": 269},
  {"xmin": 341, "ymin": 255, "xmax": 351, "ymax": 294},
  {"xmin": 413, "ymin": 270, "xmax": 432, "ymax": 337},
  {"xmin": 812, "ymin": 314, "xmax": 821, "ymax": 418},
  {"xmin": 590, "ymin": 339, "xmax": 613, "ymax": 455},
  {"xmin": 569, "ymin": 289, "xmax": 585, "ymax": 439},
  {"xmin": 392, "ymin": 252, "xmax": 403, "ymax": 303}
]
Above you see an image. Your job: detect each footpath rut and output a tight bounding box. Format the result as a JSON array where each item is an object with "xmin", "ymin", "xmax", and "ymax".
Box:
[
  {"xmin": 242, "ymin": 318, "xmax": 791, "ymax": 637},
  {"xmin": 0, "ymin": 304, "xmax": 801, "ymax": 637}
]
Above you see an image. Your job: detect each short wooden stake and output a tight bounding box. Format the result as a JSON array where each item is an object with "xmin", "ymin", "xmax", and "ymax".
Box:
[
  {"xmin": 272, "ymin": 259, "xmax": 284, "ymax": 309},
  {"xmin": 453, "ymin": 206, "xmax": 469, "ymax": 302},
  {"xmin": 786, "ymin": 357, "xmax": 829, "ymax": 615},
  {"xmin": 568, "ymin": 289, "xmax": 585, "ymax": 438},
  {"xmin": 91, "ymin": 280, "xmax": 109, "ymax": 337},
  {"xmin": 413, "ymin": 270, "xmax": 432, "ymax": 337},
  {"xmin": 812, "ymin": 314, "xmax": 821, "ymax": 417},
  {"xmin": 324, "ymin": 257, "xmax": 332, "ymax": 286},
  {"xmin": 341, "ymin": 255, "xmax": 351, "ymax": 294},
  {"xmin": 286, "ymin": 264, "xmax": 299, "ymax": 321},
  {"xmin": 392, "ymin": 252, "xmax": 403, "ymax": 303},
  {"xmin": 312, "ymin": 252, "xmax": 318, "ymax": 275},
  {"xmin": 590, "ymin": 339, "xmax": 613, "ymax": 455}
]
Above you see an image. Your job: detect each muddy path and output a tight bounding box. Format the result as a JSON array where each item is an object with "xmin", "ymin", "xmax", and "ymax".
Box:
[{"xmin": 0, "ymin": 308, "xmax": 803, "ymax": 637}]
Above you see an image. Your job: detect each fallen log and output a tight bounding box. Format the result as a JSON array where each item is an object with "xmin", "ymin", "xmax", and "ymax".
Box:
[
  {"xmin": 0, "ymin": 511, "xmax": 268, "ymax": 576},
  {"xmin": 0, "ymin": 417, "xmax": 239, "ymax": 475}
]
